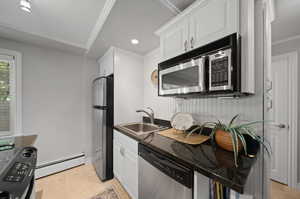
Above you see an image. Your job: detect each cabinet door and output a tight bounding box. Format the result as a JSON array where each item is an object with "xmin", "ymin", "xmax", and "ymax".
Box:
[
  {"xmin": 98, "ymin": 48, "xmax": 114, "ymax": 75},
  {"xmin": 194, "ymin": 172, "xmax": 210, "ymax": 199},
  {"xmin": 113, "ymin": 140, "xmax": 123, "ymax": 182},
  {"xmin": 160, "ymin": 19, "xmax": 189, "ymax": 61},
  {"xmin": 113, "ymin": 130, "xmax": 138, "ymax": 199},
  {"xmin": 123, "ymin": 149, "xmax": 138, "ymax": 199},
  {"xmin": 189, "ymin": 0, "xmax": 238, "ymax": 49}
]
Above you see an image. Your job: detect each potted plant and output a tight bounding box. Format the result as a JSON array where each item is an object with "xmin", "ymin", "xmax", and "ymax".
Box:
[{"xmin": 194, "ymin": 115, "xmax": 271, "ymax": 167}]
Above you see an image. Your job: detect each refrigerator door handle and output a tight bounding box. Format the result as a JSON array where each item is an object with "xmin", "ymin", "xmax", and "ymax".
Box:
[{"xmin": 93, "ymin": 105, "xmax": 108, "ymax": 110}]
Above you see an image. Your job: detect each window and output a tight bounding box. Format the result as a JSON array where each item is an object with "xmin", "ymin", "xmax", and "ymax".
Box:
[
  {"xmin": 0, "ymin": 50, "xmax": 22, "ymax": 135},
  {"xmin": 0, "ymin": 58, "xmax": 11, "ymax": 132}
]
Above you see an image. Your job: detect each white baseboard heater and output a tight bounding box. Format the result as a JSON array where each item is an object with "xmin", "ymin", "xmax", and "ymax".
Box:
[{"xmin": 35, "ymin": 153, "xmax": 86, "ymax": 179}]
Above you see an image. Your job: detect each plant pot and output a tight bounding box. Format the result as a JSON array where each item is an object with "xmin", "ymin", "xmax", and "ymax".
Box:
[{"xmin": 215, "ymin": 130, "xmax": 243, "ymax": 152}]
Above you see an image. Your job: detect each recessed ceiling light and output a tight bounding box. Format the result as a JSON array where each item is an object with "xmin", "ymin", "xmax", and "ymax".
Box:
[
  {"xmin": 20, "ymin": 0, "xmax": 31, "ymax": 13},
  {"xmin": 131, "ymin": 39, "xmax": 139, "ymax": 45}
]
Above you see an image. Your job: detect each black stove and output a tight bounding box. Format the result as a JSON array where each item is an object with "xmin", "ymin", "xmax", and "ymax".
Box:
[{"xmin": 0, "ymin": 136, "xmax": 37, "ymax": 199}]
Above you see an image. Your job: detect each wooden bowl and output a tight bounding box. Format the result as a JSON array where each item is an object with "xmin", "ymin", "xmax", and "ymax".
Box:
[{"xmin": 215, "ymin": 130, "xmax": 243, "ymax": 152}]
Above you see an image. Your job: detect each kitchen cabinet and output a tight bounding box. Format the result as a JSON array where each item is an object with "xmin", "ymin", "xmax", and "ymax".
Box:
[
  {"xmin": 194, "ymin": 172, "xmax": 210, "ymax": 199},
  {"xmin": 113, "ymin": 130, "xmax": 138, "ymax": 199},
  {"xmin": 189, "ymin": 0, "xmax": 238, "ymax": 50},
  {"xmin": 159, "ymin": 19, "xmax": 189, "ymax": 61},
  {"xmin": 156, "ymin": 0, "xmax": 239, "ymax": 61},
  {"xmin": 98, "ymin": 47, "xmax": 114, "ymax": 75}
]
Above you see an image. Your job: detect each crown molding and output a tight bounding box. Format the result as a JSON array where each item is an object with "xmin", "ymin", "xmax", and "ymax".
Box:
[
  {"xmin": 272, "ymin": 34, "xmax": 300, "ymax": 46},
  {"xmin": 155, "ymin": 0, "xmax": 205, "ymax": 35},
  {"xmin": 0, "ymin": 22, "xmax": 85, "ymax": 49},
  {"xmin": 157, "ymin": 0, "xmax": 181, "ymax": 15},
  {"xmin": 85, "ymin": 0, "xmax": 116, "ymax": 52}
]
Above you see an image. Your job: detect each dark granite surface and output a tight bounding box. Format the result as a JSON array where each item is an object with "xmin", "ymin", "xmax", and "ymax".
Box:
[{"xmin": 114, "ymin": 123, "xmax": 258, "ymax": 194}]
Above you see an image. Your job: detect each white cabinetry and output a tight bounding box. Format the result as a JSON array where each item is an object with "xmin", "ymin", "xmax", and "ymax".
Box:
[
  {"xmin": 189, "ymin": 0, "xmax": 238, "ymax": 49},
  {"xmin": 193, "ymin": 172, "xmax": 210, "ymax": 199},
  {"xmin": 98, "ymin": 47, "xmax": 114, "ymax": 76},
  {"xmin": 113, "ymin": 130, "xmax": 138, "ymax": 199},
  {"xmin": 159, "ymin": 19, "xmax": 189, "ymax": 61},
  {"xmin": 156, "ymin": 0, "xmax": 239, "ymax": 61},
  {"xmin": 98, "ymin": 47, "xmax": 144, "ymax": 124}
]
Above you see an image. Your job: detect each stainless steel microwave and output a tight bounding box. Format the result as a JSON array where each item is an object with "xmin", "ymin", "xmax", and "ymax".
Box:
[
  {"xmin": 158, "ymin": 33, "xmax": 254, "ymax": 97},
  {"xmin": 159, "ymin": 57, "xmax": 205, "ymax": 96}
]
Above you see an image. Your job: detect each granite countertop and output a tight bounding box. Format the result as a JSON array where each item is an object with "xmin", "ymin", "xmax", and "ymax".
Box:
[
  {"xmin": 114, "ymin": 122, "xmax": 258, "ymax": 194},
  {"xmin": 0, "ymin": 134, "xmax": 38, "ymax": 149}
]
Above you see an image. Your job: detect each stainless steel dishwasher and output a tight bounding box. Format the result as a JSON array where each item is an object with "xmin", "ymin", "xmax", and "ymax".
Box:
[{"xmin": 138, "ymin": 144, "xmax": 193, "ymax": 199}]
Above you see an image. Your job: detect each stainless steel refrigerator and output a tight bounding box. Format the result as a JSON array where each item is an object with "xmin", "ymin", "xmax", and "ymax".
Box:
[{"xmin": 92, "ymin": 74, "xmax": 114, "ymax": 181}]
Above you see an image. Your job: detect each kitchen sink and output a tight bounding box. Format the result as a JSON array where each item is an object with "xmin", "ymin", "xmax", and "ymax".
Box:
[{"xmin": 119, "ymin": 123, "xmax": 168, "ymax": 135}]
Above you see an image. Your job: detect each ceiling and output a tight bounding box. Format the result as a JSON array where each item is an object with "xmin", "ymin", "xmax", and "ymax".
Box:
[
  {"xmin": 272, "ymin": 0, "xmax": 300, "ymax": 42},
  {"xmin": 87, "ymin": 0, "xmax": 175, "ymax": 58},
  {"xmin": 0, "ymin": 0, "xmax": 187, "ymax": 58},
  {"xmin": 0, "ymin": 0, "xmax": 107, "ymax": 50}
]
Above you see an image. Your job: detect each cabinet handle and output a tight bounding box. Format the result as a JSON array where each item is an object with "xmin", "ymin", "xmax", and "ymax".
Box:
[
  {"xmin": 184, "ymin": 40, "xmax": 188, "ymax": 52},
  {"xmin": 190, "ymin": 37, "xmax": 194, "ymax": 49},
  {"xmin": 120, "ymin": 147, "xmax": 125, "ymax": 156}
]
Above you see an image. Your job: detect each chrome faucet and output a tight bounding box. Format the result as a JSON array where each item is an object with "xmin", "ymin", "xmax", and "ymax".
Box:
[{"xmin": 136, "ymin": 107, "xmax": 155, "ymax": 124}]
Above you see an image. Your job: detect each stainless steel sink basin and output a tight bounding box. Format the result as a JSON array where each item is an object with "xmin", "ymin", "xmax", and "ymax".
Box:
[{"xmin": 119, "ymin": 123, "xmax": 167, "ymax": 135}]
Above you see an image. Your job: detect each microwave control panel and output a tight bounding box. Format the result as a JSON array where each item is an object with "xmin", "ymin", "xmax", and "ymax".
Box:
[
  {"xmin": 210, "ymin": 56, "xmax": 229, "ymax": 87},
  {"xmin": 209, "ymin": 48, "xmax": 233, "ymax": 91}
]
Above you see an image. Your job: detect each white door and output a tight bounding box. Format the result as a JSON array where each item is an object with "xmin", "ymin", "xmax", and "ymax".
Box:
[
  {"xmin": 160, "ymin": 19, "xmax": 189, "ymax": 61},
  {"xmin": 189, "ymin": 0, "xmax": 238, "ymax": 49},
  {"xmin": 269, "ymin": 55, "xmax": 290, "ymax": 184}
]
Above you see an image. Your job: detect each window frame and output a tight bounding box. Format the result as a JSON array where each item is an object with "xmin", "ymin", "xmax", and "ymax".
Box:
[{"xmin": 0, "ymin": 48, "xmax": 22, "ymax": 136}]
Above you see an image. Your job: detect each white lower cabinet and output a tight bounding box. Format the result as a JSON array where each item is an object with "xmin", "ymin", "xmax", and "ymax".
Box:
[
  {"xmin": 113, "ymin": 130, "xmax": 138, "ymax": 199},
  {"xmin": 194, "ymin": 172, "xmax": 210, "ymax": 199}
]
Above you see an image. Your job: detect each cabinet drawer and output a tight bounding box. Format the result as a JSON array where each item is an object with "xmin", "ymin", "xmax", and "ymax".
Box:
[{"xmin": 114, "ymin": 130, "xmax": 138, "ymax": 154}]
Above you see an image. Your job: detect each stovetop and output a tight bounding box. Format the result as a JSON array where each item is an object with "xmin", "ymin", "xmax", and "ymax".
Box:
[
  {"xmin": 0, "ymin": 135, "xmax": 37, "ymax": 199},
  {"xmin": 0, "ymin": 135, "xmax": 37, "ymax": 177},
  {"xmin": 0, "ymin": 148, "xmax": 20, "ymax": 175}
]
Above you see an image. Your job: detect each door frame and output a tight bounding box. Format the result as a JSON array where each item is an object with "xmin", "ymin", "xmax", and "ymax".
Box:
[{"xmin": 272, "ymin": 51, "xmax": 298, "ymax": 189}]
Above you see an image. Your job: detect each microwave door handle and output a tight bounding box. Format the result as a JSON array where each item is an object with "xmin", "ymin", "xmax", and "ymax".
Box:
[
  {"xmin": 184, "ymin": 40, "xmax": 188, "ymax": 52},
  {"xmin": 190, "ymin": 37, "xmax": 194, "ymax": 49}
]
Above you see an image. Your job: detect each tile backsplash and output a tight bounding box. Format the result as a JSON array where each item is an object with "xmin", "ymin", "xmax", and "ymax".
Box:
[{"xmin": 175, "ymin": 96, "xmax": 263, "ymax": 123}]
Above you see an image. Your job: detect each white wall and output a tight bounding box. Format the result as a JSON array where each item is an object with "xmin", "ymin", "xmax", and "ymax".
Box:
[
  {"xmin": 272, "ymin": 38, "xmax": 300, "ymax": 182},
  {"xmin": 0, "ymin": 37, "xmax": 98, "ymax": 165},
  {"xmin": 143, "ymin": 48, "xmax": 175, "ymax": 120},
  {"xmin": 114, "ymin": 48, "xmax": 144, "ymax": 124}
]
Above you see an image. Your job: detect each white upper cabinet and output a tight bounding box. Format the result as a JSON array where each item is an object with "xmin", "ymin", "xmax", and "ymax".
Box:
[
  {"xmin": 189, "ymin": 0, "xmax": 238, "ymax": 49},
  {"xmin": 156, "ymin": 0, "xmax": 239, "ymax": 61},
  {"xmin": 98, "ymin": 47, "xmax": 114, "ymax": 75},
  {"xmin": 160, "ymin": 19, "xmax": 189, "ymax": 61}
]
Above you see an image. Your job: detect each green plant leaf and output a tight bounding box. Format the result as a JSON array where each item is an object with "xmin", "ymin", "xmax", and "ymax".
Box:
[
  {"xmin": 236, "ymin": 132, "xmax": 248, "ymax": 155},
  {"xmin": 229, "ymin": 114, "xmax": 240, "ymax": 127},
  {"xmin": 233, "ymin": 121, "xmax": 264, "ymax": 129},
  {"xmin": 228, "ymin": 130, "xmax": 238, "ymax": 167}
]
